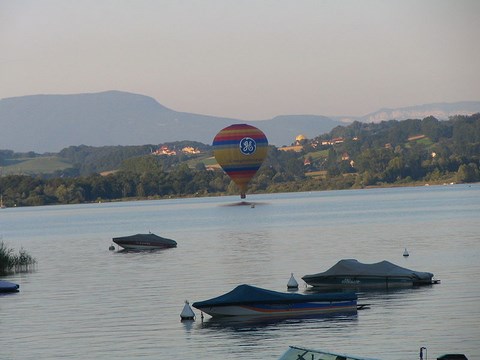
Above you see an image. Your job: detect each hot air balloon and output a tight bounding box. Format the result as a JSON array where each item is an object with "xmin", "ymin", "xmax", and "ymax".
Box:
[{"xmin": 213, "ymin": 124, "xmax": 268, "ymax": 199}]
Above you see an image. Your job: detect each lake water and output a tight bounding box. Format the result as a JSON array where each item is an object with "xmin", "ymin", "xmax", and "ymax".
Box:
[{"xmin": 1, "ymin": 185, "xmax": 479, "ymax": 360}]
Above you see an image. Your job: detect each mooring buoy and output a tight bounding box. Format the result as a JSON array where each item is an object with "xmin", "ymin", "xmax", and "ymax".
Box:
[
  {"xmin": 287, "ymin": 272, "xmax": 299, "ymax": 289},
  {"xmin": 180, "ymin": 300, "xmax": 195, "ymax": 321}
]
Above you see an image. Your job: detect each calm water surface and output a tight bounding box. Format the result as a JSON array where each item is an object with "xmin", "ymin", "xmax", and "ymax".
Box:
[{"xmin": 1, "ymin": 185, "xmax": 479, "ymax": 359}]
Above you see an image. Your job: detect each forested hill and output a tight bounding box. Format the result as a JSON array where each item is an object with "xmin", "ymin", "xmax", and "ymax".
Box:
[
  {"xmin": 0, "ymin": 114, "xmax": 479, "ymax": 207},
  {"xmin": 301, "ymin": 113, "xmax": 480, "ymax": 185}
]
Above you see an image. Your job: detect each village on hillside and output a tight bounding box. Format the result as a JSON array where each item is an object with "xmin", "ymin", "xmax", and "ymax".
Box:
[{"xmin": 150, "ymin": 133, "xmax": 437, "ymax": 173}]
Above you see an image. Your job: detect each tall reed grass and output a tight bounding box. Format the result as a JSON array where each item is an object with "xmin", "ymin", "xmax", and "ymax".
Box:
[{"xmin": 0, "ymin": 241, "xmax": 36, "ymax": 275}]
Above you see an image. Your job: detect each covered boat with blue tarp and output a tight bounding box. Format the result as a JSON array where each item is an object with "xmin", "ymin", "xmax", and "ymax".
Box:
[{"xmin": 192, "ymin": 284, "xmax": 357, "ymax": 318}]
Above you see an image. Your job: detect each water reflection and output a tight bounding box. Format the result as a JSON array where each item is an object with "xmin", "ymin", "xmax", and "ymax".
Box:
[
  {"xmin": 305, "ymin": 284, "xmax": 438, "ymax": 297},
  {"xmin": 303, "ymin": 285, "xmax": 439, "ymax": 313},
  {"xmin": 197, "ymin": 311, "xmax": 359, "ymax": 333},
  {"xmin": 220, "ymin": 201, "xmax": 268, "ymax": 207},
  {"xmin": 355, "ymin": 284, "xmax": 438, "ymax": 301},
  {"xmin": 181, "ymin": 319, "xmax": 195, "ymax": 332}
]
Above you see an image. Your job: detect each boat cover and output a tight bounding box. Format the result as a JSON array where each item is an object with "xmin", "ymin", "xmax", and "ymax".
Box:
[
  {"xmin": 303, "ymin": 259, "xmax": 433, "ymax": 282},
  {"xmin": 192, "ymin": 284, "xmax": 356, "ymax": 308},
  {"xmin": 0, "ymin": 280, "xmax": 20, "ymax": 292},
  {"xmin": 112, "ymin": 233, "xmax": 177, "ymax": 246}
]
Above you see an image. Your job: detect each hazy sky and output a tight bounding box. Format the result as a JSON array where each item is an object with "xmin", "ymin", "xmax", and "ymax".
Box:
[{"xmin": 1, "ymin": 0, "xmax": 479, "ymax": 119}]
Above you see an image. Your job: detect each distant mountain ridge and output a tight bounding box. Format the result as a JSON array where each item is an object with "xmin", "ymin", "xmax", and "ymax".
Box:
[
  {"xmin": 358, "ymin": 101, "xmax": 480, "ymax": 123},
  {"xmin": 1, "ymin": 90, "xmax": 479, "ymax": 153},
  {"xmin": 0, "ymin": 91, "xmax": 341, "ymax": 153}
]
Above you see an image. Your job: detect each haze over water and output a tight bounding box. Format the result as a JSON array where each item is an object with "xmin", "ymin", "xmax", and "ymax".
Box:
[{"xmin": 1, "ymin": 184, "xmax": 479, "ymax": 359}]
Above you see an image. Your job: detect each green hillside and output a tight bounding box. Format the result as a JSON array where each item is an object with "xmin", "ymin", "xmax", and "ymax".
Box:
[{"xmin": 1, "ymin": 156, "xmax": 72, "ymax": 175}]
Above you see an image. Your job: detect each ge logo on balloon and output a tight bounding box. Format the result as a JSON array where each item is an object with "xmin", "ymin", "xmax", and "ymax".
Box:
[{"xmin": 239, "ymin": 137, "xmax": 256, "ymax": 155}]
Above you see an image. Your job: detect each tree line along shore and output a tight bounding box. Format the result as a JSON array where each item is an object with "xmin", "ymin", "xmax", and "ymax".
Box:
[{"xmin": 0, "ymin": 114, "xmax": 478, "ymax": 208}]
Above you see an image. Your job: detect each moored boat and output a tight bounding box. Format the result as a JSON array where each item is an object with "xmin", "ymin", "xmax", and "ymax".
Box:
[
  {"xmin": 0, "ymin": 280, "xmax": 19, "ymax": 293},
  {"xmin": 302, "ymin": 259, "xmax": 437, "ymax": 289},
  {"xmin": 192, "ymin": 284, "xmax": 357, "ymax": 318},
  {"xmin": 278, "ymin": 346, "xmax": 468, "ymax": 360},
  {"xmin": 278, "ymin": 346, "xmax": 380, "ymax": 360},
  {"xmin": 112, "ymin": 233, "xmax": 177, "ymax": 250}
]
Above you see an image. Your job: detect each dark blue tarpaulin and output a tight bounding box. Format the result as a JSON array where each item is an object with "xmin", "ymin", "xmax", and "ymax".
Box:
[
  {"xmin": 192, "ymin": 284, "xmax": 356, "ymax": 308},
  {"xmin": 0, "ymin": 280, "xmax": 19, "ymax": 293}
]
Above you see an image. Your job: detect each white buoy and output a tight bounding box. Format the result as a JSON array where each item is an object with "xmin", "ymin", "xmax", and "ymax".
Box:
[
  {"xmin": 403, "ymin": 248, "xmax": 409, "ymax": 257},
  {"xmin": 287, "ymin": 273, "xmax": 299, "ymax": 289},
  {"xmin": 180, "ymin": 300, "xmax": 195, "ymax": 321}
]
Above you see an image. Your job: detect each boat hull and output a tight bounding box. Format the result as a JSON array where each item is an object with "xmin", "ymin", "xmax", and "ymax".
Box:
[
  {"xmin": 302, "ymin": 276, "xmax": 429, "ymax": 289},
  {"xmin": 113, "ymin": 242, "xmax": 173, "ymax": 250},
  {"xmin": 195, "ymin": 300, "xmax": 357, "ymax": 317}
]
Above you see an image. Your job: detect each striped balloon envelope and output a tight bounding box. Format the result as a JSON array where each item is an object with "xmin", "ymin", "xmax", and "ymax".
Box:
[{"xmin": 212, "ymin": 124, "xmax": 268, "ymax": 199}]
